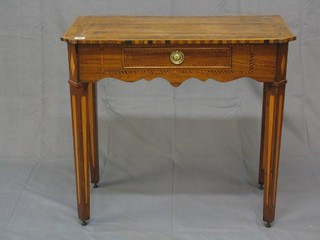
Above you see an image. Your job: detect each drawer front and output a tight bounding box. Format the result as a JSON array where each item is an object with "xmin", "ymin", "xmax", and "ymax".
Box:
[{"xmin": 123, "ymin": 48, "xmax": 231, "ymax": 68}]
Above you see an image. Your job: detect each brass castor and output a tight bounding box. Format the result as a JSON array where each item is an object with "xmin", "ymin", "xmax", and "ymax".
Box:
[
  {"xmin": 265, "ymin": 222, "xmax": 272, "ymax": 228},
  {"xmin": 93, "ymin": 183, "xmax": 99, "ymax": 188},
  {"xmin": 259, "ymin": 184, "xmax": 264, "ymax": 190}
]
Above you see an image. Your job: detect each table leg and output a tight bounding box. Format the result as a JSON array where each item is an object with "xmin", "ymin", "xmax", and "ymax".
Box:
[
  {"xmin": 262, "ymin": 81, "xmax": 286, "ymax": 227},
  {"xmin": 70, "ymin": 83, "xmax": 90, "ymax": 225},
  {"xmin": 87, "ymin": 82, "xmax": 100, "ymax": 187},
  {"xmin": 258, "ymin": 83, "xmax": 267, "ymax": 189}
]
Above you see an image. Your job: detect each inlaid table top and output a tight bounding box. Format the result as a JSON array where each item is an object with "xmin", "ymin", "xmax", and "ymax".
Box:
[{"xmin": 61, "ymin": 15, "xmax": 296, "ymax": 45}]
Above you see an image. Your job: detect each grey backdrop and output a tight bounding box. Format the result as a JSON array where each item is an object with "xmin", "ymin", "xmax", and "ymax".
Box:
[{"xmin": 1, "ymin": 0, "xmax": 320, "ymax": 239}]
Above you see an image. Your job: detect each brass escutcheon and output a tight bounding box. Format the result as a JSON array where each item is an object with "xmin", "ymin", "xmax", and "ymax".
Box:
[{"xmin": 170, "ymin": 50, "xmax": 184, "ymax": 65}]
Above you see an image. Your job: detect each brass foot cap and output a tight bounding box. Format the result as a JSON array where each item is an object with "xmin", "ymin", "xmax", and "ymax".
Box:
[
  {"xmin": 265, "ymin": 222, "xmax": 272, "ymax": 228},
  {"xmin": 81, "ymin": 220, "xmax": 87, "ymax": 226}
]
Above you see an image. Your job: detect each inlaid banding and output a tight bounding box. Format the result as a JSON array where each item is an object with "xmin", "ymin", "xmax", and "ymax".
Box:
[
  {"xmin": 272, "ymin": 93, "xmax": 284, "ymax": 206},
  {"xmin": 265, "ymin": 94, "xmax": 275, "ymax": 207},
  {"xmin": 72, "ymin": 95, "xmax": 81, "ymax": 205},
  {"xmin": 81, "ymin": 96, "xmax": 89, "ymax": 205}
]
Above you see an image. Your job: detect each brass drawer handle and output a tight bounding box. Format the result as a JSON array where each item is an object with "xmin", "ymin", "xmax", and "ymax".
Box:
[{"xmin": 170, "ymin": 50, "xmax": 184, "ymax": 65}]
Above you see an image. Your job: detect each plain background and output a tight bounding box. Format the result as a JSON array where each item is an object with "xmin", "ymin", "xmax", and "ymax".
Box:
[{"xmin": 1, "ymin": 0, "xmax": 320, "ymax": 239}]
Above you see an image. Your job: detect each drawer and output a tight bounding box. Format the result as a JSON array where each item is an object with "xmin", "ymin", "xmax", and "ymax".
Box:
[
  {"xmin": 123, "ymin": 48, "xmax": 231, "ymax": 69},
  {"xmin": 78, "ymin": 44, "xmax": 278, "ymax": 83}
]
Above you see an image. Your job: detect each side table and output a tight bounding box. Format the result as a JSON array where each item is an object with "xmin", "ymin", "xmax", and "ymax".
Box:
[{"xmin": 61, "ymin": 15, "xmax": 296, "ymax": 227}]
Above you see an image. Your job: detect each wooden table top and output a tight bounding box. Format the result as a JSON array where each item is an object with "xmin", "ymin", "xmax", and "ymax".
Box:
[{"xmin": 61, "ymin": 15, "xmax": 295, "ymax": 45}]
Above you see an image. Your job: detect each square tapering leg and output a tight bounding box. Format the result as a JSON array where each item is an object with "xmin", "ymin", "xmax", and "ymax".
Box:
[
  {"xmin": 87, "ymin": 82, "xmax": 100, "ymax": 186},
  {"xmin": 70, "ymin": 83, "xmax": 90, "ymax": 224},
  {"xmin": 68, "ymin": 43, "xmax": 90, "ymax": 224},
  {"xmin": 262, "ymin": 82, "xmax": 286, "ymax": 226},
  {"xmin": 262, "ymin": 43, "xmax": 288, "ymax": 227}
]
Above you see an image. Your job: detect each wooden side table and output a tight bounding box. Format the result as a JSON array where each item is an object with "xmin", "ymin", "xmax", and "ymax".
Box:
[{"xmin": 61, "ymin": 16, "xmax": 296, "ymax": 227}]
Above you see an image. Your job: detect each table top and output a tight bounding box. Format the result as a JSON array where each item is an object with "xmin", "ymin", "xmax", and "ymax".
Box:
[{"xmin": 61, "ymin": 15, "xmax": 295, "ymax": 45}]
